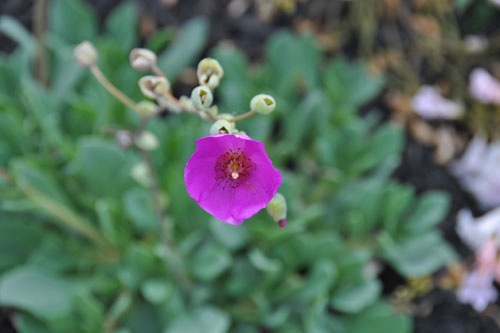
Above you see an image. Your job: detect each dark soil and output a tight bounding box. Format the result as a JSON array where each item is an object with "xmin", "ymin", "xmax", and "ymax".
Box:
[{"xmin": 1, "ymin": 1, "xmax": 499, "ymax": 332}]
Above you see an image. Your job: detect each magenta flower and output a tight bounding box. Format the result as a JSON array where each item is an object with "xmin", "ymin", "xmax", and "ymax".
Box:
[{"xmin": 184, "ymin": 134, "xmax": 282, "ymax": 224}]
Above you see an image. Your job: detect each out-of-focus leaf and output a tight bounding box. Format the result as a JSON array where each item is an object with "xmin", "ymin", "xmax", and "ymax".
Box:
[
  {"xmin": 157, "ymin": 17, "xmax": 208, "ymax": 81},
  {"xmin": 379, "ymin": 231, "xmax": 457, "ymax": 277},
  {"xmin": 298, "ymin": 259, "xmax": 337, "ymax": 302},
  {"xmin": 105, "ymin": 1, "xmax": 137, "ymax": 52},
  {"xmin": 210, "ymin": 219, "xmax": 248, "ymax": 250},
  {"xmin": 15, "ymin": 313, "xmax": 52, "ymax": 333},
  {"xmin": 190, "ymin": 241, "xmax": 232, "ymax": 281},
  {"xmin": 49, "ymin": 0, "xmax": 97, "ymax": 45},
  {"xmin": 404, "ymin": 191, "xmax": 450, "ymax": 234},
  {"xmin": 0, "ymin": 266, "xmax": 78, "ymax": 320},
  {"xmin": 0, "ymin": 214, "xmax": 44, "ymax": 272},
  {"xmin": 331, "ymin": 279, "xmax": 381, "ymax": 313},
  {"xmin": 324, "ymin": 57, "xmax": 385, "ymax": 110},
  {"xmin": 347, "ymin": 301, "xmax": 411, "ymax": 333},
  {"xmin": 70, "ymin": 137, "xmax": 134, "ymax": 198},
  {"xmin": 141, "ymin": 279, "xmax": 172, "ymax": 305},
  {"xmin": 0, "ymin": 16, "xmax": 35, "ymax": 54},
  {"xmin": 123, "ymin": 188, "xmax": 158, "ymax": 232},
  {"xmin": 165, "ymin": 306, "xmax": 230, "ymax": 333}
]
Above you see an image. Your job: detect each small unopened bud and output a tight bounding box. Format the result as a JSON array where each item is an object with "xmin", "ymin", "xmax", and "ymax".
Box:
[
  {"xmin": 250, "ymin": 94, "xmax": 276, "ymax": 115},
  {"xmin": 197, "ymin": 58, "xmax": 224, "ymax": 90},
  {"xmin": 191, "ymin": 86, "xmax": 213, "ymax": 110},
  {"xmin": 131, "ymin": 162, "xmax": 153, "ymax": 187},
  {"xmin": 130, "ymin": 48, "xmax": 157, "ymax": 71},
  {"xmin": 210, "ymin": 119, "xmax": 234, "ymax": 134},
  {"xmin": 134, "ymin": 131, "xmax": 159, "ymax": 151},
  {"xmin": 135, "ymin": 101, "xmax": 158, "ymax": 118},
  {"xmin": 266, "ymin": 193, "xmax": 287, "ymax": 228},
  {"xmin": 74, "ymin": 41, "xmax": 98, "ymax": 67},
  {"xmin": 139, "ymin": 76, "xmax": 170, "ymax": 99},
  {"xmin": 115, "ymin": 130, "xmax": 133, "ymax": 149}
]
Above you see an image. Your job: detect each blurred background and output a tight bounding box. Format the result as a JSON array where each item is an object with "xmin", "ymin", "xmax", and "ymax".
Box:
[{"xmin": 1, "ymin": 1, "xmax": 500, "ymax": 332}]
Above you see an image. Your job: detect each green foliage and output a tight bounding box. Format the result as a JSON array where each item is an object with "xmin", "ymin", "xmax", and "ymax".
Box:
[{"xmin": 0, "ymin": 2, "xmax": 456, "ymax": 333}]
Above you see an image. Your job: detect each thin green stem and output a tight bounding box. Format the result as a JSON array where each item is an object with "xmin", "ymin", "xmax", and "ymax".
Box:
[
  {"xmin": 19, "ymin": 182, "xmax": 116, "ymax": 253},
  {"xmin": 90, "ymin": 65, "xmax": 137, "ymax": 111},
  {"xmin": 229, "ymin": 110, "xmax": 257, "ymax": 122}
]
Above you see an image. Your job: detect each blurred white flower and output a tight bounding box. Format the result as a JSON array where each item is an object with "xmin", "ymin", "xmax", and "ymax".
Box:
[
  {"xmin": 410, "ymin": 86, "xmax": 464, "ymax": 119},
  {"xmin": 451, "ymin": 136, "xmax": 500, "ymax": 208},
  {"xmin": 457, "ymin": 270, "xmax": 497, "ymax": 312},
  {"xmin": 456, "ymin": 208, "xmax": 500, "ymax": 251},
  {"xmin": 489, "ymin": 0, "xmax": 500, "ymax": 8},
  {"xmin": 463, "ymin": 35, "xmax": 488, "ymax": 53},
  {"xmin": 469, "ymin": 68, "xmax": 500, "ymax": 105}
]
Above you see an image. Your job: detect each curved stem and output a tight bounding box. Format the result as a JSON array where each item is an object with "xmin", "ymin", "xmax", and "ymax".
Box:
[
  {"xmin": 229, "ymin": 110, "xmax": 257, "ymax": 122},
  {"xmin": 90, "ymin": 65, "xmax": 137, "ymax": 111}
]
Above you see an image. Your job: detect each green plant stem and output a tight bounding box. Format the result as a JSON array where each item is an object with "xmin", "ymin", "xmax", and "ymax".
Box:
[
  {"xmin": 138, "ymin": 147, "xmax": 190, "ymax": 292},
  {"xmin": 90, "ymin": 65, "xmax": 137, "ymax": 111},
  {"xmin": 18, "ymin": 181, "xmax": 116, "ymax": 255},
  {"xmin": 33, "ymin": 0, "xmax": 49, "ymax": 86},
  {"xmin": 230, "ymin": 110, "xmax": 257, "ymax": 122}
]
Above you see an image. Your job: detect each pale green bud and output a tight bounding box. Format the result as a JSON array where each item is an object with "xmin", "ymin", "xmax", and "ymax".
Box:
[
  {"xmin": 139, "ymin": 76, "xmax": 170, "ymax": 99},
  {"xmin": 210, "ymin": 119, "xmax": 234, "ymax": 134},
  {"xmin": 250, "ymin": 94, "xmax": 276, "ymax": 115},
  {"xmin": 131, "ymin": 162, "xmax": 153, "ymax": 187},
  {"xmin": 266, "ymin": 193, "xmax": 287, "ymax": 228},
  {"xmin": 130, "ymin": 48, "xmax": 157, "ymax": 71},
  {"xmin": 134, "ymin": 131, "xmax": 159, "ymax": 151},
  {"xmin": 135, "ymin": 101, "xmax": 158, "ymax": 118},
  {"xmin": 74, "ymin": 40, "xmax": 98, "ymax": 67},
  {"xmin": 191, "ymin": 85, "xmax": 213, "ymax": 110},
  {"xmin": 197, "ymin": 58, "xmax": 224, "ymax": 90}
]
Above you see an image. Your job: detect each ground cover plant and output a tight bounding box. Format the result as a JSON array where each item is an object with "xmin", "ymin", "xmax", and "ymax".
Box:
[{"xmin": 0, "ymin": 0, "xmax": 500, "ymax": 333}]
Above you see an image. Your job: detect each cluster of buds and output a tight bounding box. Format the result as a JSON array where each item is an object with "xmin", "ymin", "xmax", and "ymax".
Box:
[{"xmin": 74, "ymin": 40, "xmax": 286, "ymax": 227}]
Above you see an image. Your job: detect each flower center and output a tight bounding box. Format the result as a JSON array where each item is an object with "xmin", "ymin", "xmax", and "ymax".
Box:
[{"xmin": 215, "ymin": 149, "xmax": 256, "ymax": 188}]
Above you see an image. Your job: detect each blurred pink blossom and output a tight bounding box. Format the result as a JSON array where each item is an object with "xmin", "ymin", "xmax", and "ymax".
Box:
[
  {"xmin": 410, "ymin": 86, "xmax": 464, "ymax": 119},
  {"xmin": 457, "ymin": 270, "xmax": 498, "ymax": 312},
  {"xmin": 469, "ymin": 68, "xmax": 500, "ymax": 105},
  {"xmin": 451, "ymin": 136, "xmax": 500, "ymax": 208},
  {"xmin": 456, "ymin": 210, "xmax": 500, "ymax": 311},
  {"xmin": 184, "ymin": 134, "xmax": 282, "ymax": 224}
]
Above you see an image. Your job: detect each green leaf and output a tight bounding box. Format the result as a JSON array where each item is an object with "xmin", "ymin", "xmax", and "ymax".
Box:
[
  {"xmin": 324, "ymin": 57, "xmax": 385, "ymax": 109},
  {"xmin": 298, "ymin": 259, "xmax": 337, "ymax": 302},
  {"xmin": 15, "ymin": 313, "xmax": 52, "ymax": 333},
  {"xmin": 141, "ymin": 279, "xmax": 172, "ymax": 305},
  {"xmin": 0, "ymin": 214, "xmax": 44, "ymax": 272},
  {"xmin": 347, "ymin": 301, "xmax": 411, "ymax": 333},
  {"xmin": 210, "ymin": 219, "xmax": 249, "ymax": 250},
  {"xmin": 0, "ymin": 266, "xmax": 78, "ymax": 320},
  {"xmin": 49, "ymin": 0, "xmax": 97, "ymax": 44},
  {"xmin": 0, "ymin": 16, "xmax": 35, "ymax": 54},
  {"xmin": 70, "ymin": 137, "xmax": 134, "ymax": 198},
  {"xmin": 157, "ymin": 17, "xmax": 209, "ymax": 81},
  {"xmin": 12, "ymin": 160, "xmax": 70, "ymax": 206},
  {"xmin": 105, "ymin": 1, "xmax": 138, "ymax": 52},
  {"xmin": 190, "ymin": 241, "xmax": 232, "ymax": 281},
  {"xmin": 379, "ymin": 231, "xmax": 457, "ymax": 277},
  {"xmin": 331, "ymin": 279, "xmax": 381, "ymax": 313},
  {"xmin": 404, "ymin": 191, "xmax": 450, "ymax": 234},
  {"xmin": 123, "ymin": 188, "xmax": 158, "ymax": 232},
  {"xmin": 165, "ymin": 307, "xmax": 230, "ymax": 333}
]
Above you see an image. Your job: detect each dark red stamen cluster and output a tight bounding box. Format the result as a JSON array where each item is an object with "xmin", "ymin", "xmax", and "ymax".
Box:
[{"xmin": 215, "ymin": 149, "xmax": 256, "ymax": 189}]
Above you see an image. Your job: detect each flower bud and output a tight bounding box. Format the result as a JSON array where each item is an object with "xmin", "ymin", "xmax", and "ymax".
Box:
[
  {"xmin": 210, "ymin": 119, "xmax": 234, "ymax": 134},
  {"xmin": 250, "ymin": 94, "xmax": 276, "ymax": 115},
  {"xmin": 191, "ymin": 85, "xmax": 213, "ymax": 110},
  {"xmin": 131, "ymin": 162, "xmax": 153, "ymax": 187},
  {"xmin": 139, "ymin": 76, "xmax": 170, "ymax": 99},
  {"xmin": 130, "ymin": 48, "xmax": 157, "ymax": 71},
  {"xmin": 74, "ymin": 40, "xmax": 98, "ymax": 67},
  {"xmin": 197, "ymin": 58, "xmax": 224, "ymax": 90},
  {"xmin": 134, "ymin": 131, "xmax": 159, "ymax": 151},
  {"xmin": 266, "ymin": 193, "xmax": 287, "ymax": 228},
  {"xmin": 135, "ymin": 101, "xmax": 158, "ymax": 118},
  {"xmin": 115, "ymin": 130, "xmax": 133, "ymax": 149}
]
